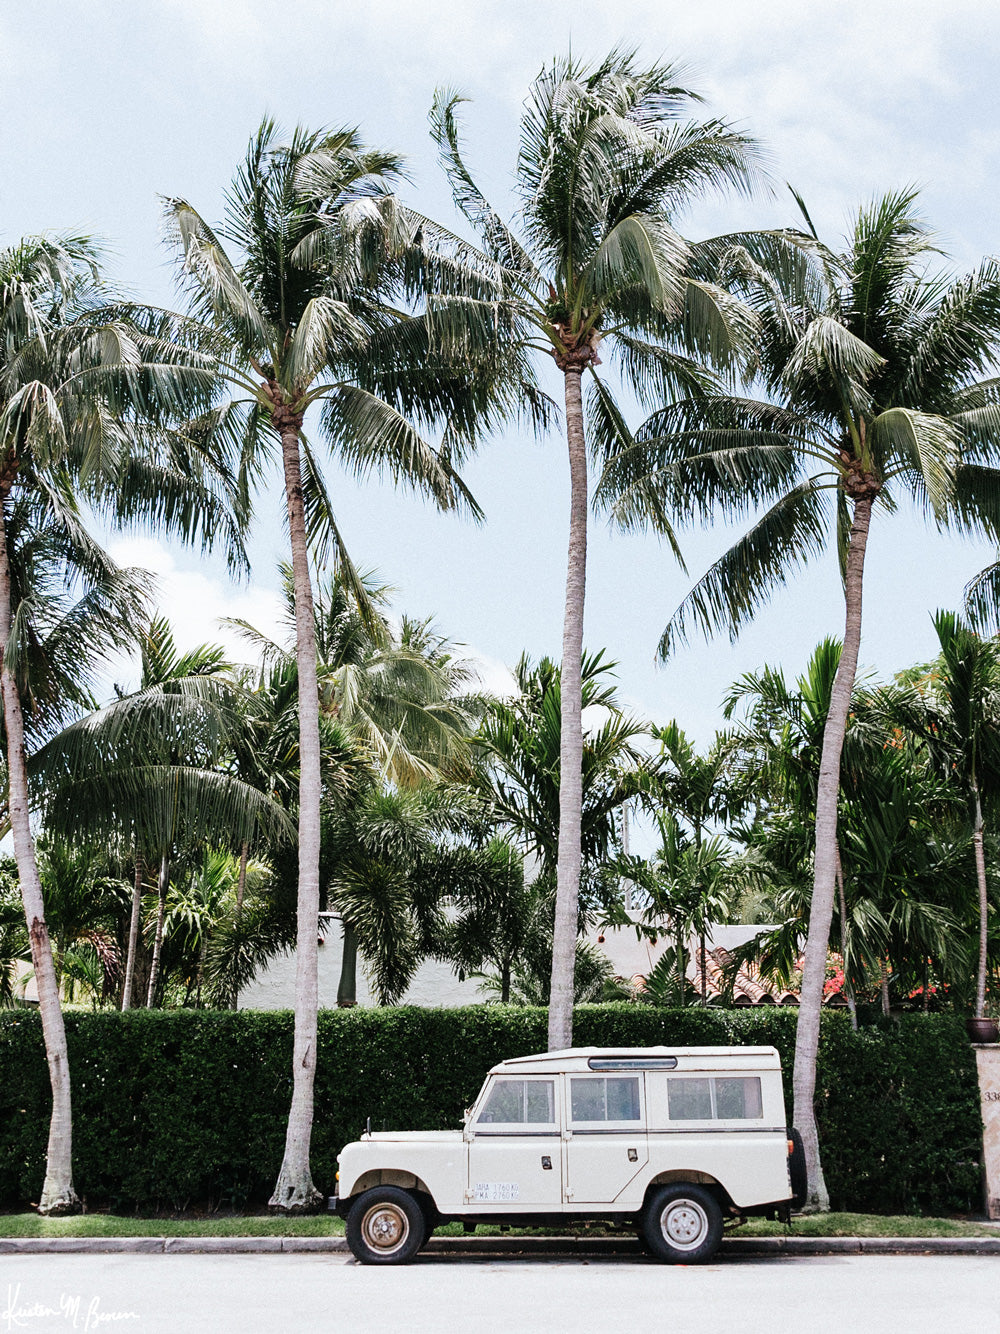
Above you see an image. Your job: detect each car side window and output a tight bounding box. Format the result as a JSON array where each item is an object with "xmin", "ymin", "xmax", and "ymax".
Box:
[
  {"xmin": 477, "ymin": 1078, "xmax": 556, "ymax": 1125},
  {"xmin": 716, "ymin": 1076, "xmax": 763, "ymax": 1119},
  {"xmin": 570, "ymin": 1076, "xmax": 641, "ymax": 1123},
  {"xmin": 667, "ymin": 1075, "xmax": 763, "ymax": 1121}
]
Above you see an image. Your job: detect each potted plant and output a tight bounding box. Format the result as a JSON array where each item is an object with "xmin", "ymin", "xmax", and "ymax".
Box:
[{"xmin": 966, "ymin": 1015, "xmax": 999, "ymax": 1043}]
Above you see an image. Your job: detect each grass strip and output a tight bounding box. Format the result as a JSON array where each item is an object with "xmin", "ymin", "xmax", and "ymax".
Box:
[{"xmin": 0, "ymin": 1211, "xmax": 996, "ymax": 1240}]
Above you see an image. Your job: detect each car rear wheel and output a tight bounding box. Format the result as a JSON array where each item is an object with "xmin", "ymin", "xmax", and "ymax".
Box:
[
  {"xmin": 787, "ymin": 1127, "xmax": 808, "ymax": 1210},
  {"xmin": 346, "ymin": 1186, "xmax": 426, "ymax": 1265},
  {"xmin": 642, "ymin": 1184, "xmax": 723, "ymax": 1264}
]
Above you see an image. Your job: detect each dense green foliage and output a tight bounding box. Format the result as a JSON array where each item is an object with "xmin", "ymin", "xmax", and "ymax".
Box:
[{"xmin": 0, "ymin": 1007, "xmax": 980, "ymax": 1216}]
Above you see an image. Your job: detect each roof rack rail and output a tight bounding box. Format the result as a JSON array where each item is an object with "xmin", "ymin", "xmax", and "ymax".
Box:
[{"xmin": 587, "ymin": 1057, "xmax": 678, "ymax": 1071}]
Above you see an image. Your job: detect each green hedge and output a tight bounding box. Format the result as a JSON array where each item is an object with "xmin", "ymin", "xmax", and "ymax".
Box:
[{"xmin": 0, "ymin": 1006, "xmax": 983, "ymax": 1215}]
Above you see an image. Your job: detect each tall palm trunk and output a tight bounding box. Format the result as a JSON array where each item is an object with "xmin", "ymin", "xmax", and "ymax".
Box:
[
  {"xmin": 700, "ymin": 932, "xmax": 707, "ymax": 1005},
  {"xmin": 337, "ymin": 921, "xmax": 358, "ymax": 1007},
  {"xmin": 231, "ymin": 841, "xmax": 249, "ymax": 1008},
  {"xmin": 269, "ymin": 416, "xmax": 323, "ymax": 1211},
  {"xmin": 793, "ymin": 491, "xmax": 874, "ymax": 1212},
  {"xmin": 0, "ymin": 497, "xmax": 79, "ymax": 1214},
  {"xmin": 973, "ymin": 789, "xmax": 989, "ymax": 1019},
  {"xmin": 146, "ymin": 852, "xmax": 170, "ymax": 1007},
  {"xmin": 548, "ymin": 364, "xmax": 587, "ymax": 1050},
  {"xmin": 879, "ymin": 963, "xmax": 891, "ymax": 1017},
  {"xmin": 835, "ymin": 845, "xmax": 857, "ymax": 1032},
  {"xmin": 235, "ymin": 841, "xmax": 249, "ymax": 929},
  {"xmin": 121, "ymin": 854, "xmax": 144, "ymax": 1011}
]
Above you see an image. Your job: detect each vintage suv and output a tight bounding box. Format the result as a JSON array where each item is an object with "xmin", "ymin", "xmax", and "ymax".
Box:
[{"xmin": 334, "ymin": 1046, "xmax": 807, "ymax": 1264}]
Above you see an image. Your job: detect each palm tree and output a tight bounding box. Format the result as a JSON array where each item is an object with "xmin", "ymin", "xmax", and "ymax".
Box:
[
  {"xmin": 838, "ymin": 734, "xmax": 968, "ymax": 1013},
  {"xmin": 728, "ymin": 664, "xmax": 971, "ymax": 1017},
  {"xmin": 648, "ymin": 723, "xmax": 742, "ymax": 1002},
  {"xmin": 164, "ymin": 121, "xmax": 509, "ymax": 1209},
  {"xmin": 723, "ymin": 642, "xmax": 865, "ymax": 1015},
  {"xmin": 231, "ymin": 567, "xmax": 483, "ymax": 1007},
  {"xmin": 628, "ymin": 812, "xmax": 744, "ymax": 1007},
  {"xmin": 880, "ymin": 611, "xmax": 1000, "ymax": 1019},
  {"xmin": 123, "ymin": 618, "xmax": 234, "ymax": 1008},
  {"xmin": 0, "ymin": 223, "xmax": 246, "ymax": 1210},
  {"xmin": 230, "ymin": 565, "xmax": 482, "ymax": 791},
  {"xmin": 600, "ymin": 191, "xmax": 1000, "ymax": 1207},
  {"xmin": 476, "ymin": 650, "xmax": 647, "ymax": 881},
  {"xmin": 35, "ymin": 839, "xmax": 127, "ymax": 1004},
  {"xmin": 31, "ymin": 616, "xmax": 294, "ymax": 1009},
  {"xmin": 429, "ymin": 50, "xmax": 760, "ymax": 1047},
  {"xmin": 155, "ymin": 847, "xmax": 246, "ymax": 1008},
  {"xmin": 442, "ymin": 838, "xmax": 534, "ymax": 1004},
  {"xmin": 324, "ymin": 784, "xmax": 472, "ymax": 1005},
  {"xmin": 0, "ymin": 236, "xmax": 154, "ymax": 1211}
]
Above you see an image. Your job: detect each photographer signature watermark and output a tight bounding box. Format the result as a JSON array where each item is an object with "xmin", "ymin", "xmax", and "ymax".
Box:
[{"xmin": 3, "ymin": 1284, "xmax": 139, "ymax": 1330}]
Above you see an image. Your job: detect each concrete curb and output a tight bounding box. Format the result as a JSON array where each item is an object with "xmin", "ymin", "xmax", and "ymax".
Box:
[
  {"xmin": 729, "ymin": 1236, "xmax": 1000, "ymax": 1257},
  {"xmin": 1, "ymin": 1234, "xmax": 999, "ymax": 1257}
]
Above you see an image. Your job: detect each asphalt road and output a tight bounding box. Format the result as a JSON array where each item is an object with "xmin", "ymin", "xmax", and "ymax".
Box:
[{"xmin": 2, "ymin": 1253, "xmax": 999, "ymax": 1334}]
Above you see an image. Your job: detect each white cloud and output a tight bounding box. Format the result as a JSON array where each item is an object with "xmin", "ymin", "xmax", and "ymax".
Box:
[
  {"xmin": 465, "ymin": 649, "xmax": 518, "ymax": 699},
  {"xmin": 106, "ymin": 537, "xmax": 286, "ymax": 689},
  {"xmin": 105, "ymin": 540, "xmax": 519, "ymax": 700}
]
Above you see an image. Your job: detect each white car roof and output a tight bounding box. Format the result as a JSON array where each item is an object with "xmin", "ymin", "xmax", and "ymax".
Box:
[{"xmin": 488, "ymin": 1046, "xmax": 781, "ymax": 1075}]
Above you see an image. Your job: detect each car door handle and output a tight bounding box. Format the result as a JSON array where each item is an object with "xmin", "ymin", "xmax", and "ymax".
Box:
[
  {"xmin": 541, "ymin": 1156, "xmax": 552, "ymax": 1170},
  {"xmin": 627, "ymin": 1148, "xmax": 638, "ymax": 1162}
]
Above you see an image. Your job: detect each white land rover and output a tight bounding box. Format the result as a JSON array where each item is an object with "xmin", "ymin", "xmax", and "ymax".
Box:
[{"xmin": 334, "ymin": 1046, "xmax": 807, "ymax": 1265}]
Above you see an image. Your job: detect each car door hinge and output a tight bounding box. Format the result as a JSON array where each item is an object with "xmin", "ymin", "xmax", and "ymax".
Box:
[{"xmin": 464, "ymin": 1189, "xmax": 475, "ymax": 1202}]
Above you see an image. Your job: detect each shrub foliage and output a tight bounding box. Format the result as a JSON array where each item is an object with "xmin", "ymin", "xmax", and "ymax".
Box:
[{"xmin": 0, "ymin": 1007, "xmax": 982, "ymax": 1214}]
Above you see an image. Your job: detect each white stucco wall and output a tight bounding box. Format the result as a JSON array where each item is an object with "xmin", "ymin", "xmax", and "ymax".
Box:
[
  {"xmin": 237, "ymin": 917, "xmax": 777, "ymax": 1011},
  {"xmin": 237, "ymin": 913, "xmax": 485, "ymax": 1010},
  {"xmin": 11, "ymin": 960, "xmax": 36, "ymax": 1003}
]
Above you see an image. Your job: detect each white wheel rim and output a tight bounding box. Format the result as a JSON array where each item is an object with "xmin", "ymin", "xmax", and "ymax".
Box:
[
  {"xmin": 660, "ymin": 1198, "xmax": 709, "ymax": 1251},
  {"xmin": 361, "ymin": 1203, "xmax": 410, "ymax": 1254}
]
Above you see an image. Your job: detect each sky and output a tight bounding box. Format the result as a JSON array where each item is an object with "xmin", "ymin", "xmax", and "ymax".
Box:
[{"xmin": 3, "ymin": 0, "xmax": 1000, "ymax": 763}]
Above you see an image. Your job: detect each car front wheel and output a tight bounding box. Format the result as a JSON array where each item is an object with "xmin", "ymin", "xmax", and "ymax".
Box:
[
  {"xmin": 642, "ymin": 1184, "xmax": 723, "ymax": 1264},
  {"xmin": 346, "ymin": 1186, "xmax": 426, "ymax": 1265}
]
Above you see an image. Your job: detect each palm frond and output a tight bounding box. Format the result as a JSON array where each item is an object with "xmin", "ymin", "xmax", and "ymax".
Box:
[
  {"xmin": 658, "ymin": 480, "xmax": 830, "ymax": 658},
  {"xmin": 782, "ymin": 314, "xmax": 884, "ymax": 399},
  {"xmin": 586, "ymin": 213, "xmax": 688, "ymax": 314},
  {"xmin": 162, "ymin": 199, "xmax": 275, "ymax": 356},
  {"xmin": 319, "ymin": 383, "xmax": 483, "ymax": 519},
  {"xmin": 429, "ymin": 89, "xmax": 540, "ymax": 284},
  {"xmin": 872, "ymin": 407, "xmax": 958, "ymax": 516},
  {"xmin": 297, "ymin": 433, "xmax": 384, "ymax": 638}
]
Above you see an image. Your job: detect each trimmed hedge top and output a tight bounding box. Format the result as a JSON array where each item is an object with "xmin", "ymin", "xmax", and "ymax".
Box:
[{"xmin": 0, "ymin": 1006, "xmax": 983, "ymax": 1215}]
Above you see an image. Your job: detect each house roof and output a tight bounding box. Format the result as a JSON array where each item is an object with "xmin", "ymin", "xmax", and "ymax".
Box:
[
  {"xmin": 589, "ymin": 926, "xmax": 848, "ymax": 1008},
  {"xmin": 690, "ymin": 945, "xmax": 801, "ymax": 1007}
]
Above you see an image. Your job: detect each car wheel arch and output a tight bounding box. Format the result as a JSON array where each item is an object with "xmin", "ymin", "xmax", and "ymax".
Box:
[
  {"xmin": 349, "ymin": 1168, "xmax": 434, "ymax": 1200},
  {"xmin": 642, "ymin": 1170, "xmax": 733, "ymax": 1212}
]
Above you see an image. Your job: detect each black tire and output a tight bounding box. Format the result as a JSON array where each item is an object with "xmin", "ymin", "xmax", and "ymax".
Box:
[
  {"xmin": 346, "ymin": 1186, "xmax": 426, "ymax": 1265},
  {"xmin": 787, "ymin": 1127, "xmax": 807, "ymax": 1210},
  {"xmin": 641, "ymin": 1184, "xmax": 723, "ymax": 1264}
]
